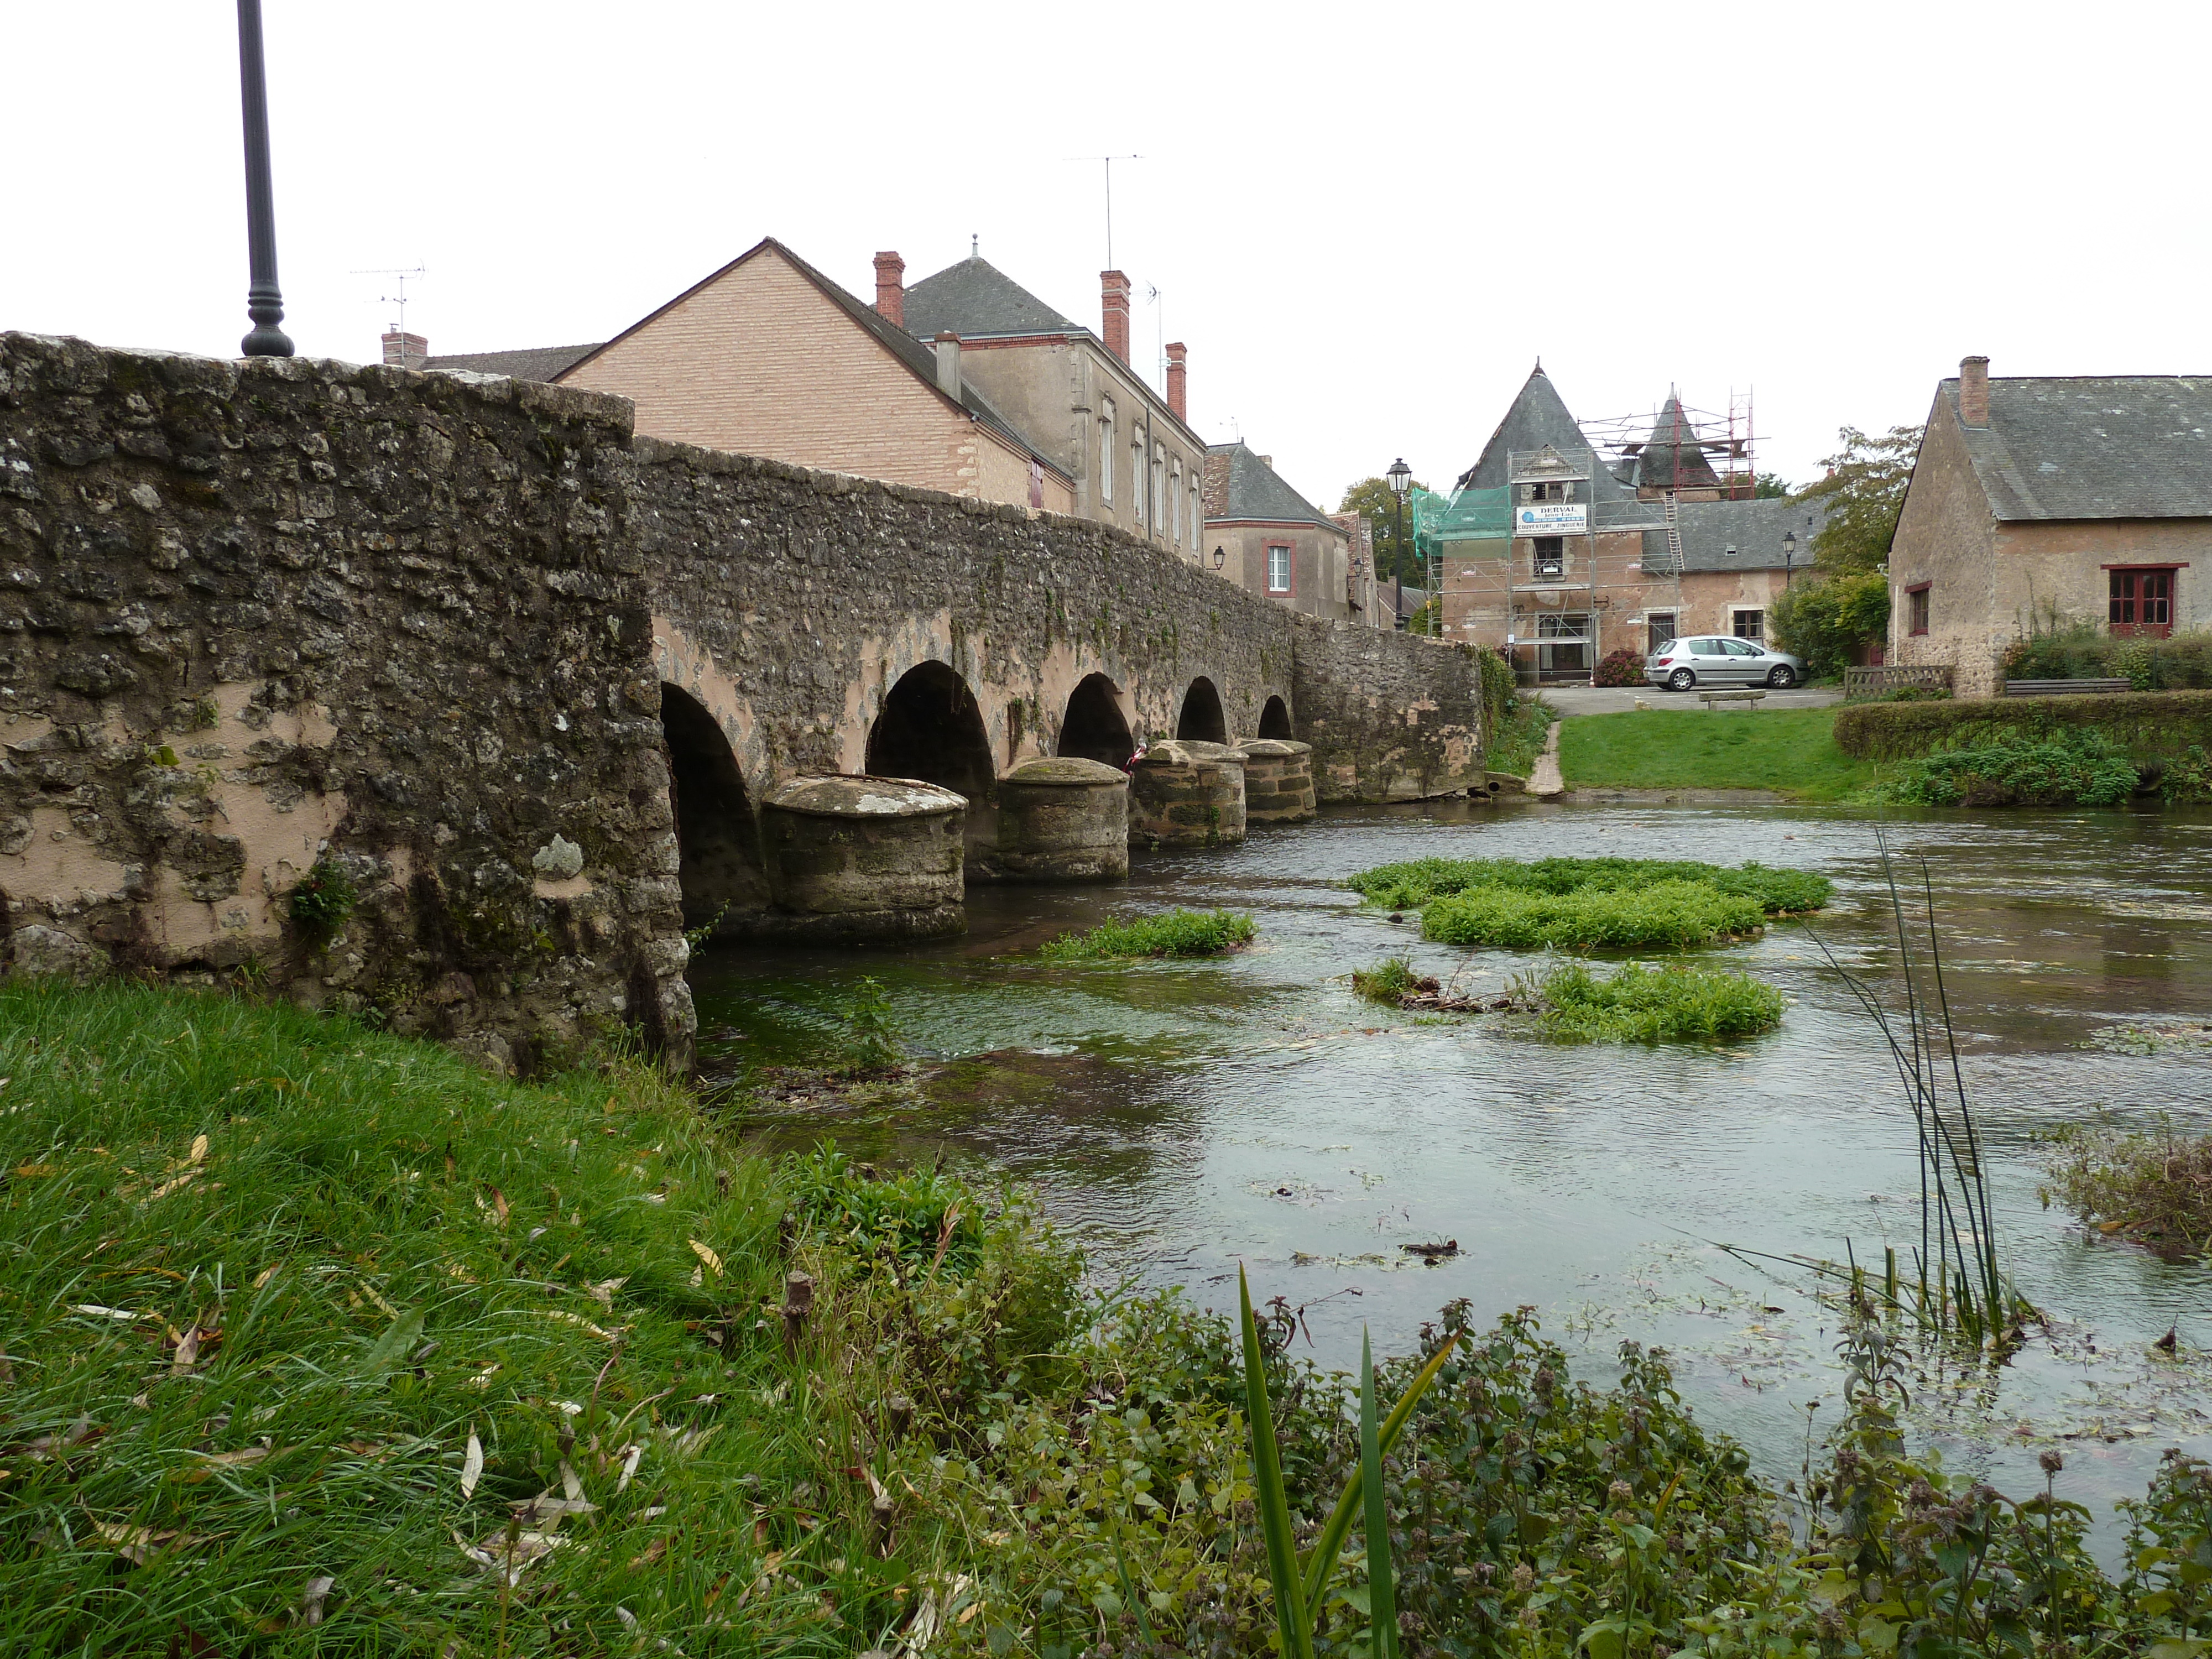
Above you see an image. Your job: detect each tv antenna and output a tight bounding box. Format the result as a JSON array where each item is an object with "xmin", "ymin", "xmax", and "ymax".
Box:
[
  {"xmin": 352, "ymin": 263, "xmax": 428, "ymax": 336},
  {"xmin": 1066, "ymin": 155, "xmax": 1139, "ymax": 268},
  {"xmin": 1146, "ymin": 281, "xmax": 1164, "ymax": 389}
]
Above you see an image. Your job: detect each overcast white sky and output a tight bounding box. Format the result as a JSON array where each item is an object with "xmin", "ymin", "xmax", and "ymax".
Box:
[{"xmin": 7, "ymin": 2, "xmax": 2206, "ymax": 509}]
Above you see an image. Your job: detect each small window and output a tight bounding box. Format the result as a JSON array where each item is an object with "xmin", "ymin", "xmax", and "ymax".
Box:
[
  {"xmin": 1151, "ymin": 449, "xmax": 1165, "ymax": 534},
  {"xmin": 1266, "ymin": 544, "xmax": 1292, "ymax": 594},
  {"xmin": 1908, "ymin": 584, "xmax": 1930, "ymax": 635},
  {"xmin": 1647, "ymin": 613, "xmax": 1678, "ymax": 651},
  {"xmin": 1169, "ymin": 460, "xmax": 1181, "ymax": 541},
  {"xmin": 1733, "ymin": 609, "xmax": 1764, "ymax": 641},
  {"xmin": 1131, "ymin": 440, "xmax": 1142, "ymax": 518},
  {"xmin": 2110, "ymin": 568, "xmax": 2174, "ymax": 637},
  {"xmin": 1099, "ymin": 403, "xmax": 1115, "ymax": 507},
  {"xmin": 1533, "ymin": 536, "xmax": 1564, "ymax": 577},
  {"xmin": 1189, "ymin": 479, "xmax": 1200, "ymax": 550}
]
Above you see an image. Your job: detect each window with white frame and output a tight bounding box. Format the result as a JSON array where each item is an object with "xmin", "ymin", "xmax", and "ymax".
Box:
[
  {"xmin": 1170, "ymin": 460, "xmax": 1182, "ymax": 541},
  {"xmin": 1188, "ymin": 478, "xmax": 1200, "ymax": 550},
  {"xmin": 1266, "ymin": 544, "xmax": 1292, "ymax": 594},
  {"xmin": 1099, "ymin": 401, "xmax": 1115, "ymax": 507},
  {"xmin": 1130, "ymin": 437, "xmax": 1142, "ymax": 520},
  {"xmin": 1151, "ymin": 447, "xmax": 1164, "ymax": 534}
]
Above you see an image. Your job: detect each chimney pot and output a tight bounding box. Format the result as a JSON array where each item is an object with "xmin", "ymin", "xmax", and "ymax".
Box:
[
  {"xmin": 1959, "ymin": 355, "xmax": 1990, "ymax": 427},
  {"xmin": 933, "ymin": 330, "xmax": 962, "ymax": 400},
  {"xmin": 1165, "ymin": 340, "xmax": 1188, "ymax": 423},
  {"xmin": 874, "ymin": 251, "xmax": 906, "ymax": 329},
  {"xmin": 381, "ymin": 330, "xmax": 427, "ymax": 369},
  {"xmin": 1100, "ymin": 270, "xmax": 1131, "ymax": 365}
]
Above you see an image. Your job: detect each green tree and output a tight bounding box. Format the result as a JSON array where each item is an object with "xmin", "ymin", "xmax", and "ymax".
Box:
[
  {"xmin": 1754, "ymin": 469, "xmax": 1792, "ymax": 499},
  {"xmin": 1338, "ymin": 475, "xmax": 1428, "ymax": 584},
  {"xmin": 1793, "ymin": 425, "xmax": 1923, "ymax": 572},
  {"xmin": 1769, "ymin": 566, "xmax": 1892, "ymax": 677}
]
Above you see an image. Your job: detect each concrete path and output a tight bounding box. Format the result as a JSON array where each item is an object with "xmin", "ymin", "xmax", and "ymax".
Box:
[
  {"xmin": 1527, "ymin": 719, "xmax": 1565, "ymax": 798},
  {"xmin": 1540, "ymin": 684, "xmax": 1841, "ymax": 717}
]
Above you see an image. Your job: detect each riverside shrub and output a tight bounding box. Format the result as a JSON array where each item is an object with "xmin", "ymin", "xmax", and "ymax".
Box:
[
  {"xmin": 1423, "ymin": 879, "xmax": 1766, "ymax": 951},
  {"xmin": 1880, "ymin": 729, "xmax": 2140, "ymax": 807},
  {"xmin": 1530, "ymin": 960, "xmax": 1785, "ymax": 1043}
]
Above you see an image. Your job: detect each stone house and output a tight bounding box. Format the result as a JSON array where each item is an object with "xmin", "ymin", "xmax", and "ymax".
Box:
[
  {"xmin": 1435, "ymin": 367, "xmax": 1668, "ymax": 678},
  {"xmin": 1668, "ymin": 495, "xmax": 1831, "ymax": 649},
  {"xmin": 422, "ymin": 238, "xmax": 1074, "ymax": 514},
  {"xmin": 1889, "ymin": 357, "xmax": 2212, "ymax": 696},
  {"xmin": 894, "ymin": 253, "xmax": 1207, "ymax": 556},
  {"xmin": 1198, "ymin": 443, "xmax": 1357, "ymax": 623}
]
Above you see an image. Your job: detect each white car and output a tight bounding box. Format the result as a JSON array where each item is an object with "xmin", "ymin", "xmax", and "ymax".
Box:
[{"xmin": 1646, "ymin": 636, "xmax": 1805, "ymax": 691}]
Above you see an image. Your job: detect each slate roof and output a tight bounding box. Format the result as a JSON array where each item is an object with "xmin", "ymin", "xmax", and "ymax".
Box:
[
  {"xmin": 1630, "ymin": 396, "xmax": 1725, "ymax": 491},
  {"xmin": 479, "ymin": 239, "xmax": 1067, "ymax": 483},
  {"xmin": 1202, "ymin": 443, "xmax": 1343, "ymax": 533},
  {"xmin": 1672, "ymin": 495, "xmax": 1831, "ymax": 572},
  {"xmin": 1943, "ymin": 375, "xmax": 2212, "ymax": 520},
  {"xmin": 1453, "ymin": 366, "xmax": 1632, "ymax": 503},
  {"xmin": 903, "ymin": 257, "xmax": 1083, "ymax": 340},
  {"xmin": 421, "ymin": 343, "xmax": 602, "ymax": 382}
]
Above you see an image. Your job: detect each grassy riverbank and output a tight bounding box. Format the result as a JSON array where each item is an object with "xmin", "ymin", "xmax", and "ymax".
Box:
[{"xmin": 1557, "ymin": 706, "xmax": 1880, "ymax": 800}]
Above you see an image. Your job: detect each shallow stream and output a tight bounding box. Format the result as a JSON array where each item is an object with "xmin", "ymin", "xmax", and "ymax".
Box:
[{"xmin": 691, "ymin": 799, "xmax": 2212, "ymax": 1551}]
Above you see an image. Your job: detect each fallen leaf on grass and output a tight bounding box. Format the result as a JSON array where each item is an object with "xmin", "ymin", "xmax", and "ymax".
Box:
[
  {"xmin": 93, "ymin": 1521, "xmax": 208, "ymax": 1566},
  {"xmin": 688, "ymin": 1239, "xmax": 723, "ymax": 1279},
  {"xmin": 70, "ymin": 1304, "xmax": 144, "ymax": 1322},
  {"xmin": 193, "ymin": 1444, "xmax": 274, "ymax": 1470},
  {"xmin": 455, "ymin": 1527, "xmax": 565, "ymax": 1585},
  {"xmin": 628, "ymin": 1536, "xmax": 668, "ymax": 1571},
  {"xmin": 299, "ymin": 1574, "xmax": 336, "ymax": 1627},
  {"xmin": 587, "ymin": 1277, "xmax": 627, "ymax": 1311},
  {"xmin": 14, "ymin": 1164, "xmax": 59, "ymax": 1178},
  {"xmin": 460, "ymin": 1433, "xmax": 483, "ymax": 1499},
  {"xmin": 615, "ymin": 1442, "xmax": 645, "ymax": 1493}
]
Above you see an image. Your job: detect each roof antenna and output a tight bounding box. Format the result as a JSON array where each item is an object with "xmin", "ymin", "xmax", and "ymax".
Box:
[
  {"xmin": 354, "ymin": 262, "xmax": 428, "ymax": 338},
  {"xmin": 971, "ymin": 233, "xmax": 978, "ymax": 258},
  {"xmin": 1066, "ymin": 154, "xmax": 1140, "ymax": 267}
]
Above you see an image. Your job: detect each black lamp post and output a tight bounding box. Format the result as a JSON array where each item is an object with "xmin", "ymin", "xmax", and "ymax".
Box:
[
  {"xmin": 1212, "ymin": 544, "xmax": 1225, "ymax": 571},
  {"xmin": 1782, "ymin": 529, "xmax": 1797, "ymax": 591},
  {"xmin": 1386, "ymin": 457, "xmax": 1411, "ymax": 632},
  {"xmin": 236, "ymin": 0, "xmax": 294, "ymax": 357}
]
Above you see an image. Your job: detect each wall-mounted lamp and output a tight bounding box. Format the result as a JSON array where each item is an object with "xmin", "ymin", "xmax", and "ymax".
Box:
[{"xmin": 1212, "ymin": 544, "xmax": 1225, "ymax": 571}]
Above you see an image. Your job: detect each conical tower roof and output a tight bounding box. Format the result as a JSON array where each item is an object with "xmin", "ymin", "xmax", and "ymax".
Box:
[{"xmin": 1634, "ymin": 395, "xmax": 1724, "ymax": 491}]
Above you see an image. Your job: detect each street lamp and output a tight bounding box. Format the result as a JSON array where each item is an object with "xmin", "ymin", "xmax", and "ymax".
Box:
[
  {"xmin": 1386, "ymin": 458, "xmax": 1411, "ymax": 632},
  {"xmin": 1212, "ymin": 544, "xmax": 1225, "ymax": 571},
  {"xmin": 1782, "ymin": 529, "xmax": 1797, "ymax": 590},
  {"xmin": 235, "ymin": 0, "xmax": 294, "ymax": 358}
]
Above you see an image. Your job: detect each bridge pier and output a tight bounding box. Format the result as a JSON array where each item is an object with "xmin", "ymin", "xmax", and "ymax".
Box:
[
  {"xmin": 979, "ymin": 758, "xmax": 1129, "ymax": 883},
  {"xmin": 1234, "ymin": 738, "xmax": 1318, "ymax": 823},
  {"xmin": 759, "ymin": 775, "xmax": 967, "ymax": 941},
  {"xmin": 1128, "ymin": 741, "xmax": 1248, "ymax": 848}
]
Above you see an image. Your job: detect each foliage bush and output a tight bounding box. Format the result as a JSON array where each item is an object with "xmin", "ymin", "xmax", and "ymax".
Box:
[
  {"xmin": 2162, "ymin": 744, "xmax": 2212, "ymax": 805},
  {"xmin": 1770, "ymin": 567, "xmax": 1892, "ymax": 677},
  {"xmin": 2041, "ymin": 1119, "xmax": 2212, "ymax": 1262},
  {"xmin": 1349, "ymin": 855, "xmax": 1831, "ymax": 917},
  {"xmin": 2002, "ymin": 621, "xmax": 2212, "ymax": 689},
  {"xmin": 1593, "ymin": 647, "xmax": 1647, "ymax": 687},
  {"xmin": 1423, "ymin": 879, "xmax": 1766, "ymax": 952},
  {"xmin": 1833, "ymin": 687, "xmax": 2212, "ymax": 763},
  {"xmin": 1879, "ymin": 729, "xmax": 2140, "ymax": 807},
  {"xmin": 1526, "ymin": 961, "xmax": 1785, "ymax": 1043},
  {"xmin": 1040, "ymin": 907, "xmax": 1256, "ymax": 959}
]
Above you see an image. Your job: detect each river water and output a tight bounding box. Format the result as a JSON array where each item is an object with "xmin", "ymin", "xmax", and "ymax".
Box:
[{"xmin": 691, "ymin": 799, "xmax": 2212, "ymax": 1546}]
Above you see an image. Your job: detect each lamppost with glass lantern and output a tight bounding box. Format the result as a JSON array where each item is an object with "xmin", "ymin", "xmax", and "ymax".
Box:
[
  {"xmin": 1386, "ymin": 458, "xmax": 1411, "ymax": 632},
  {"xmin": 1782, "ymin": 529, "xmax": 1797, "ymax": 591}
]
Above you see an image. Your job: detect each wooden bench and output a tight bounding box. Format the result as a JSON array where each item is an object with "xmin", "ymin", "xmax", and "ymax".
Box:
[
  {"xmin": 2000, "ymin": 678, "xmax": 2134, "ymax": 697},
  {"xmin": 1698, "ymin": 689, "xmax": 1767, "ymax": 711}
]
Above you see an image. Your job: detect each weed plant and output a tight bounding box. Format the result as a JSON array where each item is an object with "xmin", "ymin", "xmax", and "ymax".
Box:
[
  {"xmin": 1879, "ymin": 728, "xmax": 2140, "ymax": 807},
  {"xmin": 1349, "ymin": 957, "xmax": 1421, "ymax": 1005},
  {"xmin": 2160, "ymin": 744, "xmax": 2212, "ymax": 805},
  {"xmin": 1423, "ymin": 880, "xmax": 1767, "ymax": 952},
  {"xmin": 285, "ymin": 856, "xmax": 357, "ymax": 948},
  {"xmin": 1039, "ymin": 908, "xmax": 1256, "ymax": 960},
  {"xmin": 2041, "ymin": 1119, "xmax": 2212, "ymax": 1262},
  {"xmin": 1348, "ymin": 855, "xmax": 1830, "ymax": 917},
  {"xmin": 1486, "ymin": 692, "xmax": 1555, "ymax": 779},
  {"xmin": 828, "ymin": 975, "xmax": 904, "ymax": 1075},
  {"xmin": 1525, "ymin": 961, "xmax": 1785, "ymax": 1044}
]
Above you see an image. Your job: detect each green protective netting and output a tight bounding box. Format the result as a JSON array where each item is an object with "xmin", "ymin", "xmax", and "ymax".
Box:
[{"xmin": 1410, "ymin": 485, "xmax": 1511, "ymax": 559}]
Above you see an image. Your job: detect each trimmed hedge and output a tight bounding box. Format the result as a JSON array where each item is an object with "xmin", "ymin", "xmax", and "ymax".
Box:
[{"xmin": 1833, "ymin": 688, "xmax": 2212, "ymax": 762}]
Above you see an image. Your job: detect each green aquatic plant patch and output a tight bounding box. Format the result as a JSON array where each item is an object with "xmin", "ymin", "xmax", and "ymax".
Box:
[
  {"xmin": 1349, "ymin": 855, "xmax": 1829, "ymax": 916},
  {"xmin": 2041, "ymin": 1119, "xmax": 2212, "ymax": 1262},
  {"xmin": 1038, "ymin": 906, "xmax": 1256, "ymax": 959},
  {"xmin": 1422, "ymin": 879, "xmax": 1766, "ymax": 951},
  {"xmin": 1526, "ymin": 960, "xmax": 1785, "ymax": 1044},
  {"xmin": 1350, "ymin": 954, "xmax": 1422, "ymax": 1004}
]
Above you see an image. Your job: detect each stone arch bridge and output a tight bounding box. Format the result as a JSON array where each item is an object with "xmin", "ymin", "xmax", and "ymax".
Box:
[{"xmin": 0, "ymin": 334, "xmax": 1485, "ymax": 1070}]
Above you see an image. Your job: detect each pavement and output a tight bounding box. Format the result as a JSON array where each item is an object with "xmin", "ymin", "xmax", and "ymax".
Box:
[{"xmin": 1538, "ymin": 684, "xmax": 1842, "ymax": 717}]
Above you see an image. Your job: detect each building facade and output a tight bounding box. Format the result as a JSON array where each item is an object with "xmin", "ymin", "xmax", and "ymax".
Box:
[
  {"xmin": 1198, "ymin": 443, "xmax": 1357, "ymax": 622},
  {"xmin": 423, "ymin": 238, "xmax": 1073, "ymax": 514},
  {"xmin": 1889, "ymin": 357, "xmax": 2212, "ymax": 696},
  {"xmin": 895, "ymin": 255, "xmax": 1206, "ymax": 555}
]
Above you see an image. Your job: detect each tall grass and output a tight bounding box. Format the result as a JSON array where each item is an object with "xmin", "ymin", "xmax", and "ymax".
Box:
[
  {"xmin": 1349, "ymin": 856, "xmax": 1830, "ymax": 916},
  {"xmin": 1423, "ymin": 880, "xmax": 1766, "ymax": 952},
  {"xmin": 1525, "ymin": 961, "xmax": 1785, "ymax": 1044},
  {"xmin": 1039, "ymin": 907, "xmax": 1256, "ymax": 959},
  {"xmin": 1803, "ymin": 836, "xmax": 2031, "ymax": 1343}
]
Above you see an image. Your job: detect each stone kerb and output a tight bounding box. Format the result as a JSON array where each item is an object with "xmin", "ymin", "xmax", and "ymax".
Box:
[
  {"xmin": 1233, "ymin": 738, "xmax": 1317, "ymax": 823},
  {"xmin": 759, "ymin": 774, "xmax": 966, "ymax": 940},
  {"xmin": 983, "ymin": 757, "xmax": 1129, "ymax": 883},
  {"xmin": 1128, "ymin": 740, "xmax": 1246, "ymax": 847}
]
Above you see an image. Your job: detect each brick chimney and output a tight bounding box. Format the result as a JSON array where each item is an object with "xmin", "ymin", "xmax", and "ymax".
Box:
[
  {"xmin": 1959, "ymin": 354, "xmax": 1990, "ymax": 427},
  {"xmin": 933, "ymin": 331, "xmax": 962, "ymax": 400},
  {"xmin": 381, "ymin": 330, "xmax": 426, "ymax": 369},
  {"xmin": 874, "ymin": 252, "xmax": 905, "ymax": 328},
  {"xmin": 1165, "ymin": 341, "xmax": 1188, "ymax": 422},
  {"xmin": 1100, "ymin": 270, "xmax": 1131, "ymax": 364}
]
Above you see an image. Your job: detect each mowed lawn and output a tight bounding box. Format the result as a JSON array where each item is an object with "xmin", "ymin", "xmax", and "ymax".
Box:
[{"xmin": 1557, "ymin": 706, "xmax": 1880, "ymax": 800}]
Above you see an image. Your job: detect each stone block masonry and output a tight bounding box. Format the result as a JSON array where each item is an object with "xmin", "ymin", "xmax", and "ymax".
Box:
[{"xmin": 0, "ymin": 331, "xmax": 1489, "ymax": 1068}]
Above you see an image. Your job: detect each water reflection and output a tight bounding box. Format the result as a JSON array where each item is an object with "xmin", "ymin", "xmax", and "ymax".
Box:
[{"xmin": 692, "ymin": 799, "xmax": 2212, "ymax": 1548}]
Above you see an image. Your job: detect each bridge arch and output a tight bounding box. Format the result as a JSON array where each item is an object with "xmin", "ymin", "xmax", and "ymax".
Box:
[
  {"xmin": 1175, "ymin": 676, "xmax": 1229, "ymax": 745},
  {"xmin": 1258, "ymin": 695, "xmax": 1293, "ymax": 740},
  {"xmin": 867, "ymin": 660, "xmax": 995, "ymax": 801},
  {"xmin": 659, "ymin": 682, "xmax": 767, "ymax": 941},
  {"xmin": 1057, "ymin": 672, "xmax": 1135, "ymax": 768}
]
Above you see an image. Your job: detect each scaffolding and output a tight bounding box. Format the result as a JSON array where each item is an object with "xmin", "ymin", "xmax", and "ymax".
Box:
[{"xmin": 1575, "ymin": 389, "xmax": 1759, "ymax": 500}]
